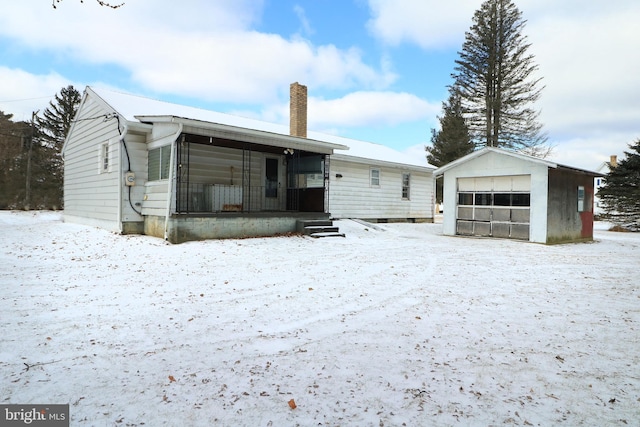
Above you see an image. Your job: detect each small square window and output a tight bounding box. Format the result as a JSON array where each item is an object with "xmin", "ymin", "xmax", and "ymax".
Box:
[
  {"xmin": 475, "ymin": 193, "xmax": 492, "ymax": 206},
  {"xmin": 458, "ymin": 193, "xmax": 473, "ymax": 205}
]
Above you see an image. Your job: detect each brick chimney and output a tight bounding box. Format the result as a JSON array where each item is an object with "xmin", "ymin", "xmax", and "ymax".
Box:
[
  {"xmin": 610, "ymin": 155, "xmax": 617, "ymax": 168},
  {"xmin": 290, "ymin": 82, "xmax": 307, "ymax": 138}
]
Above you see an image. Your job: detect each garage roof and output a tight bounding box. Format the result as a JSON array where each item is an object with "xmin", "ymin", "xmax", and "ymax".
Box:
[{"xmin": 434, "ymin": 147, "xmax": 601, "ymax": 177}]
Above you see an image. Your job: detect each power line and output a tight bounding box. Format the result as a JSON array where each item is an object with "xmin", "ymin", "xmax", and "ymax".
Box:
[{"xmin": 71, "ymin": 113, "xmax": 118, "ymax": 123}]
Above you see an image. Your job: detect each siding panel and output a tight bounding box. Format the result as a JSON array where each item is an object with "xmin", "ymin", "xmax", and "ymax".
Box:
[
  {"xmin": 329, "ymin": 159, "xmax": 433, "ymax": 220},
  {"xmin": 63, "ymin": 96, "xmax": 122, "ymax": 230}
]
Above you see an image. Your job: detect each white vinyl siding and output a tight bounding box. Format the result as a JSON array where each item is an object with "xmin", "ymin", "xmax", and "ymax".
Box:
[
  {"xmin": 330, "ymin": 158, "xmax": 433, "ymax": 220},
  {"xmin": 121, "ymin": 133, "xmax": 146, "ymax": 222},
  {"xmin": 63, "ymin": 96, "xmax": 122, "ymax": 230}
]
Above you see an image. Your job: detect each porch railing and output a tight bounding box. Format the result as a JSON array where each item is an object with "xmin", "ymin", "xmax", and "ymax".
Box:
[{"xmin": 176, "ymin": 183, "xmax": 286, "ymax": 213}]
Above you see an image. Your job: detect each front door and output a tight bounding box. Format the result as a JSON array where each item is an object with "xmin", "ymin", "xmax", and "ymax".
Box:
[{"xmin": 264, "ymin": 156, "xmax": 284, "ymax": 210}]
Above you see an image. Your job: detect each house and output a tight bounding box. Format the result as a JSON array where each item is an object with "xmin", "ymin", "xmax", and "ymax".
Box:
[
  {"xmin": 62, "ymin": 85, "xmax": 347, "ymax": 243},
  {"xmin": 325, "ymin": 135, "xmax": 435, "ymax": 222},
  {"xmin": 434, "ymin": 147, "xmax": 600, "ymax": 244},
  {"xmin": 593, "ymin": 155, "xmax": 616, "ymax": 217},
  {"xmin": 62, "ymin": 84, "xmax": 434, "ymax": 242}
]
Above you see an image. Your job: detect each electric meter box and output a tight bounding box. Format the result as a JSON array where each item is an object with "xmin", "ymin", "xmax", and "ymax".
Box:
[{"xmin": 125, "ymin": 172, "xmax": 136, "ymax": 186}]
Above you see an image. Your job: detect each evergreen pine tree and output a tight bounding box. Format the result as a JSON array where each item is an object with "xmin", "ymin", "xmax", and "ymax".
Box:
[
  {"xmin": 451, "ymin": 0, "xmax": 549, "ymax": 156},
  {"xmin": 598, "ymin": 140, "xmax": 640, "ymax": 231},
  {"xmin": 35, "ymin": 85, "xmax": 81, "ymax": 208},
  {"xmin": 0, "ymin": 112, "xmax": 24, "ymax": 208},
  {"xmin": 426, "ymin": 92, "xmax": 474, "ymax": 168},
  {"xmin": 426, "ymin": 92, "xmax": 474, "ymax": 204}
]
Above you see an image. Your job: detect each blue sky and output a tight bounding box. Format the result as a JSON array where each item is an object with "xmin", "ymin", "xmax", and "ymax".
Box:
[{"xmin": 1, "ymin": 0, "xmax": 639, "ymax": 170}]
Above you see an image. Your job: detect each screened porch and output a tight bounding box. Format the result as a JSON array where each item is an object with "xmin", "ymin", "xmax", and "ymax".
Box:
[{"xmin": 170, "ymin": 133, "xmax": 330, "ymax": 215}]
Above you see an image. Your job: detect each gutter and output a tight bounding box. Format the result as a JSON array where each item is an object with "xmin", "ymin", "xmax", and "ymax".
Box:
[
  {"xmin": 164, "ymin": 123, "xmax": 184, "ymax": 241},
  {"xmin": 117, "ymin": 120, "xmax": 128, "ymax": 234}
]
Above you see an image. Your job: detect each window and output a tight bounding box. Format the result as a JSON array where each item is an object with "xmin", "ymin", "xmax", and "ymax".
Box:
[
  {"xmin": 99, "ymin": 142, "xmax": 109, "ymax": 173},
  {"xmin": 402, "ymin": 173, "xmax": 410, "ymax": 199},
  {"xmin": 458, "ymin": 192, "xmax": 473, "ymax": 205},
  {"xmin": 493, "ymin": 193, "xmax": 530, "ymax": 206},
  {"xmin": 149, "ymin": 145, "xmax": 172, "ymax": 181},
  {"xmin": 457, "ymin": 191, "xmax": 530, "ymax": 207},
  {"xmin": 577, "ymin": 186, "xmax": 586, "ymax": 212},
  {"xmin": 370, "ymin": 168, "xmax": 380, "ymax": 187},
  {"xmin": 475, "ymin": 193, "xmax": 492, "ymax": 206},
  {"xmin": 511, "ymin": 193, "xmax": 530, "ymax": 207}
]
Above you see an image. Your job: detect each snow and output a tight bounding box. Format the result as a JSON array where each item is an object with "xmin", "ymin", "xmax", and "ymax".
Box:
[{"xmin": 1, "ymin": 211, "xmax": 639, "ymax": 426}]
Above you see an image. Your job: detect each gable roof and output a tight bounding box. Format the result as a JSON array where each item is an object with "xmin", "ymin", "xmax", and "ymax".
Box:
[
  {"xmin": 434, "ymin": 147, "xmax": 601, "ymax": 177},
  {"xmin": 85, "ymin": 86, "xmax": 433, "ymax": 170}
]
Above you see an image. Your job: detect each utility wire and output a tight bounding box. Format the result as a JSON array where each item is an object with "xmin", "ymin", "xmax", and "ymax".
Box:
[{"xmin": 71, "ymin": 113, "xmax": 118, "ymax": 123}]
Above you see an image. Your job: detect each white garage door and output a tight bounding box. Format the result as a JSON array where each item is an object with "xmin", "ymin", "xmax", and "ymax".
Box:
[{"xmin": 456, "ymin": 176, "xmax": 531, "ymax": 240}]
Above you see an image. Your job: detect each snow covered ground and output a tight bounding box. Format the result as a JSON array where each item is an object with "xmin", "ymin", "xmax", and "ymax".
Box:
[{"xmin": 1, "ymin": 211, "xmax": 638, "ymax": 426}]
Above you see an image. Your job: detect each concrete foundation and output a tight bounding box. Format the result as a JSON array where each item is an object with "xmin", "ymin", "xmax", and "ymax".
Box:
[
  {"xmin": 144, "ymin": 213, "xmax": 329, "ymax": 243},
  {"xmin": 122, "ymin": 221, "xmax": 144, "ymax": 235}
]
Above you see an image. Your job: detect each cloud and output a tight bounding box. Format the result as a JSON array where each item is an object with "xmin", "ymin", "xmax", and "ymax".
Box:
[
  {"xmin": 366, "ymin": 0, "xmax": 478, "ymax": 48},
  {"xmin": 526, "ymin": 2, "xmax": 640, "ymax": 138},
  {"xmin": 252, "ymin": 91, "xmax": 437, "ymax": 131},
  {"xmin": 0, "ymin": 67, "xmax": 71, "ymax": 121},
  {"xmin": 293, "ymin": 5, "xmax": 314, "ymax": 37},
  {"xmin": 0, "ymin": 1, "xmax": 394, "ymax": 105},
  {"xmin": 309, "ymin": 91, "xmax": 437, "ymax": 128},
  {"xmin": 549, "ymin": 134, "xmax": 635, "ymax": 171}
]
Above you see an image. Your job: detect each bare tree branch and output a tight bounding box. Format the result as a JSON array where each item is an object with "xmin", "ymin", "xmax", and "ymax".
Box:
[{"xmin": 52, "ymin": 0, "xmax": 124, "ymax": 9}]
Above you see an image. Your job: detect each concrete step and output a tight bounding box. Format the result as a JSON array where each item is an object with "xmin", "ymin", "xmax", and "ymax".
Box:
[
  {"xmin": 309, "ymin": 231, "xmax": 346, "ymax": 238},
  {"xmin": 304, "ymin": 225, "xmax": 340, "ymax": 234},
  {"xmin": 299, "ymin": 219, "xmax": 334, "ymax": 228},
  {"xmin": 296, "ymin": 219, "xmax": 345, "ymax": 238}
]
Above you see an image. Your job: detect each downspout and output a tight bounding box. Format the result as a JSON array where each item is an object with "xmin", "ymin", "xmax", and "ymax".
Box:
[
  {"xmin": 164, "ymin": 123, "xmax": 183, "ymax": 241},
  {"xmin": 117, "ymin": 120, "xmax": 128, "ymax": 234}
]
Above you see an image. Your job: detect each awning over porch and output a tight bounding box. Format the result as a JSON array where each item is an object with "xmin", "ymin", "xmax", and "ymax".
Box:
[{"xmin": 135, "ymin": 115, "xmax": 348, "ymax": 155}]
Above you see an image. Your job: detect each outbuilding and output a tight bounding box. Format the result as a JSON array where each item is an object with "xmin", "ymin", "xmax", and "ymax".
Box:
[{"xmin": 434, "ymin": 147, "xmax": 600, "ymax": 244}]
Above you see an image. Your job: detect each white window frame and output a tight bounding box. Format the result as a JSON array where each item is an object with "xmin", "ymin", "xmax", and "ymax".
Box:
[
  {"xmin": 148, "ymin": 145, "xmax": 172, "ymax": 181},
  {"xmin": 402, "ymin": 172, "xmax": 411, "ymax": 200},
  {"xmin": 99, "ymin": 141, "xmax": 110, "ymax": 174},
  {"xmin": 370, "ymin": 168, "xmax": 380, "ymax": 187},
  {"xmin": 577, "ymin": 185, "xmax": 586, "ymax": 212}
]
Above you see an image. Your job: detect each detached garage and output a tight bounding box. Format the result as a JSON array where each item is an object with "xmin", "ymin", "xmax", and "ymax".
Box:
[{"xmin": 435, "ymin": 147, "xmax": 600, "ymax": 244}]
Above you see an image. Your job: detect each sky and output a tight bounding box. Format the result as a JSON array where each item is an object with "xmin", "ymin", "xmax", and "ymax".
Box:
[{"xmin": 0, "ymin": 0, "xmax": 638, "ymax": 170}]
